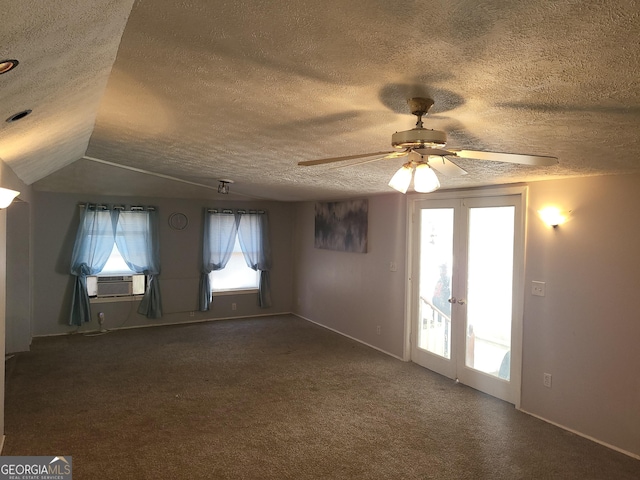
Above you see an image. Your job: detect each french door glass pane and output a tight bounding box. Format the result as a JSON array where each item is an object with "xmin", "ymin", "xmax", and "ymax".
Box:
[
  {"xmin": 466, "ymin": 206, "xmax": 514, "ymax": 379},
  {"xmin": 419, "ymin": 209, "xmax": 454, "ymax": 359}
]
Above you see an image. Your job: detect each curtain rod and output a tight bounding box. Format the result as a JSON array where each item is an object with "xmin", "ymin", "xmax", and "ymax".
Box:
[
  {"xmin": 207, "ymin": 208, "xmax": 266, "ymax": 214},
  {"xmin": 78, "ymin": 203, "xmax": 156, "ymax": 211}
]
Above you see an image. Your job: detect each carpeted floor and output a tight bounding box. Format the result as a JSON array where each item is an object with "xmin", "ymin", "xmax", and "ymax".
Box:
[{"xmin": 3, "ymin": 315, "xmax": 639, "ymax": 479}]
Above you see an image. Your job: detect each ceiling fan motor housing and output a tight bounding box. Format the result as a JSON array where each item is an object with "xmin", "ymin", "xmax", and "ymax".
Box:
[{"xmin": 392, "ymin": 128, "xmax": 447, "ymax": 149}]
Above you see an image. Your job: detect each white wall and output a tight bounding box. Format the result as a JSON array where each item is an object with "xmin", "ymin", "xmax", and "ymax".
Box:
[
  {"xmin": 522, "ymin": 174, "xmax": 640, "ymax": 457},
  {"xmin": 293, "ymin": 194, "xmax": 408, "ymax": 357},
  {"xmin": 0, "ymin": 159, "xmax": 32, "ymax": 441},
  {"xmin": 6, "ymin": 202, "xmax": 31, "ymax": 353},
  {"xmin": 292, "ymin": 174, "xmax": 640, "ymax": 458}
]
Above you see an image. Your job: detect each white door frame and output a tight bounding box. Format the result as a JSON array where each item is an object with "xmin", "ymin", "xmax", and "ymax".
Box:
[{"xmin": 403, "ymin": 185, "xmax": 528, "ymax": 408}]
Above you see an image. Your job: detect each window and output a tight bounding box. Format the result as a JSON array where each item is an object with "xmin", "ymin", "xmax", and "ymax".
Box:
[
  {"xmin": 100, "ymin": 243, "xmax": 136, "ymax": 275},
  {"xmin": 87, "ymin": 244, "xmax": 146, "ymax": 298},
  {"xmin": 200, "ymin": 209, "xmax": 272, "ymax": 311},
  {"xmin": 210, "ymin": 236, "xmax": 259, "ymax": 293},
  {"xmin": 70, "ymin": 205, "xmax": 162, "ymax": 326}
]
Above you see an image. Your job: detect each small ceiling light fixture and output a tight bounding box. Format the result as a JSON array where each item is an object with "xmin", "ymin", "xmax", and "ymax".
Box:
[
  {"xmin": 538, "ymin": 206, "xmax": 570, "ymax": 228},
  {"xmin": 217, "ymin": 179, "xmax": 233, "ymax": 194},
  {"xmin": 6, "ymin": 109, "xmax": 32, "ymax": 123},
  {"xmin": 0, "ymin": 188, "xmax": 20, "ymax": 208},
  {"xmin": 389, "ymin": 159, "xmax": 440, "ymax": 194},
  {"xmin": 0, "ymin": 59, "xmax": 19, "ymax": 75}
]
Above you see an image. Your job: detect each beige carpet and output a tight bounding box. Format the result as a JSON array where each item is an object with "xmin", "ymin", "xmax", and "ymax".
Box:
[{"xmin": 4, "ymin": 315, "xmax": 639, "ymax": 479}]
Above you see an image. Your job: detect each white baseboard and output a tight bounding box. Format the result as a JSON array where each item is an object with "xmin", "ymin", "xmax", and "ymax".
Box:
[
  {"xmin": 519, "ymin": 408, "xmax": 640, "ymax": 461},
  {"xmin": 108, "ymin": 311, "xmax": 293, "ymax": 332},
  {"xmin": 33, "ymin": 311, "xmax": 294, "ymax": 338},
  {"xmin": 292, "ymin": 313, "xmax": 405, "ymax": 361}
]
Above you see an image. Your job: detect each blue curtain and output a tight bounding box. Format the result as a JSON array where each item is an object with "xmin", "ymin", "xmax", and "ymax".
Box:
[
  {"xmin": 200, "ymin": 210, "xmax": 239, "ymax": 311},
  {"xmin": 237, "ymin": 211, "xmax": 272, "ymax": 308},
  {"xmin": 69, "ymin": 205, "xmax": 162, "ymax": 326},
  {"xmin": 69, "ymin": 205, "xmax": 118, "ymax": 326},
  {"xmin": 115, "ymin": 209, "xmax": 163, "ymax": 319}
]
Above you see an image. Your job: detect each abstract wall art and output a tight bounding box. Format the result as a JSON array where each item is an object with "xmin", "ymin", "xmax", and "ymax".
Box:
[{"xmin": 314, "ymin": 199, "xmax": 368, "ymax": 253}]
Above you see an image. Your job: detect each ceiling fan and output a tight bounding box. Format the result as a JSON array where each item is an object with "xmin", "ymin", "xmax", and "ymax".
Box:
[{"xmin": 298, "ymin": 97, "xmax": 558, "ymax": 193}]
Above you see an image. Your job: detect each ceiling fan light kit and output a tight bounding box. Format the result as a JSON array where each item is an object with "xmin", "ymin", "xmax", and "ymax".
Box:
[
  {"xmin": 298, "ymin": 96, "xmax": 558, "ymax": 194},
  {"xmin": 413, "ymin": 163, "xmax": 440, "ymax": 193},
  {"xmin": 388, "ymin": 161, "xmax": 441, "ymax": 194},
  {"xmin": 388, "ymin": 164, "xmax": 413, "ymax": 194}
]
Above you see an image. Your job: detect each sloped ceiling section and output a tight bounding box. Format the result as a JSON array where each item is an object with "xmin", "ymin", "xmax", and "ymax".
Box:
[
  {"xmin": 6, "ymin": 1, "xmax": 640, "ymax": 201},
  {"xmin": 0, "ymin": 0, "xmax": 136, "ymax": 183}
]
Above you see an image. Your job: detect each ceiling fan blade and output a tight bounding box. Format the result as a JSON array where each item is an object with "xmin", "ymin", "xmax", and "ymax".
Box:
[
  {"xmin": 414, "ymin": 147, "xmax": 456, "ymax": 157},
  {"xmin": 450, "ymin": 149, "xmax": 558, "ymax": 166},
  {"xmin": 298, "ymin": 151, "xmax": 397, "ymax": 166},
  {"xmin": 385, "ymin": 149, "xmax": 410, "ymax": 158},
  {"xmin": 328, "ymin": 150, "xmax": 409, "ymax": 170},
  {"xmin": 429, "ymin": 156, "xmax": 468, "ymax": 176}
]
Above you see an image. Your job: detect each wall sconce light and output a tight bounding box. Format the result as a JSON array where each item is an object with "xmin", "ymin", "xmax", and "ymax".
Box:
[
  {"xmin": 0, "ymin": 188, "xmax": 20, "ymax": 208},
  {"xmin": 217, "ymin": 179, "xmax": 233, "ymax": 194},
  {"xmin": 538, "ymin": 206, "xmax": 570, "ymax": 228}
]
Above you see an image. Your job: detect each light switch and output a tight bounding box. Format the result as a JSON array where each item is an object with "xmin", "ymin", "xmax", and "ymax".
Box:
[{"xmin": 532, "ymin": 281, "xmax": 546, "ymax": 297}]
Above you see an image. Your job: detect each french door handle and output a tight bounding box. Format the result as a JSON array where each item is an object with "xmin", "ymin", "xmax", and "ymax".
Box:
[{"xmin": 448, "ymin": 297, "xmax": 466, "ymax": 305}]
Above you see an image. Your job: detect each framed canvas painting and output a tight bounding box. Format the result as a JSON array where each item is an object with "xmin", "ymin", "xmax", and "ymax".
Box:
[{"xmin": 314, "ymin": 199, "xmax": 368, "ymax": 253}]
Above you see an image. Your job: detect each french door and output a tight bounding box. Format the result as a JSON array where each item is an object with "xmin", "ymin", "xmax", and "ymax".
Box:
[{"xmin": 408, "ymin": 188, "xmax": 525, "ymax": 405}]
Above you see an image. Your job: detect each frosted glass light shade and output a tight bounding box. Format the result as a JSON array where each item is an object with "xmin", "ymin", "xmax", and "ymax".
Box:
[
  {"xmin": 0, "ymin": 188, "xmax": 19, "ymax": 208},
  {"xmin": 388, "ymin": 165, "xmax": 413, "ymax": 193},
  {"xmin": 413, "ymin": 163, "xmax": 440, "ymax": 193}
]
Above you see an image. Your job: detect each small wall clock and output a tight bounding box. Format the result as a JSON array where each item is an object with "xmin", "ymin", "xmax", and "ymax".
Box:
[{"xmin": 168, "ymin": 212, "xmax": 189, "ymax": 230}]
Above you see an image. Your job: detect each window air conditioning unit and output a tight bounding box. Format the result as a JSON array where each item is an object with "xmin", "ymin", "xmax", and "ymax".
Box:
[{"xmin": 97, "ymin": 276, "xmax": 133, "ymax": 297}]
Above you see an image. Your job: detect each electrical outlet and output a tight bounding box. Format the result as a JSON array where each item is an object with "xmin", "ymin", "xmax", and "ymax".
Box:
[
  {"xmin": 376, "ymin": 325, "xmax": 381, "ymax": 335},
  {"xmin": 389, "ymin": 261, "xmax": 397, "ymax": 272},
  {"xmin": 532, "ymin": 281, "xmax": 546, "ymax": 297},
  {"xmin": 543, "ymin": 373, "xmax": 552, "ymax": 388},
  {"xmin": 189, "ymin": 311, "xmax": 195, "ymax": 317},
  {"xmin": 232, "ymin": 303, "xmax": 237, "ymax": 311}
]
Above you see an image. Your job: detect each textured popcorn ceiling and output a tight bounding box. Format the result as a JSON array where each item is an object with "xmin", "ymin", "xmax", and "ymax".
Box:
[{"xmin": 4, "ymin": 0, "xmax": 640, "ymax": 201}]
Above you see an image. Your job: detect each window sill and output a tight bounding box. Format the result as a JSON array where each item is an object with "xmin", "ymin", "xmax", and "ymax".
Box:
[
  {"xmin": 212, "ymin": 289, "xmax": 258, "ymax": 297},
  {"xmin": 90, "ymin": 295, "xmax": 144, "ymax": 304}
]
